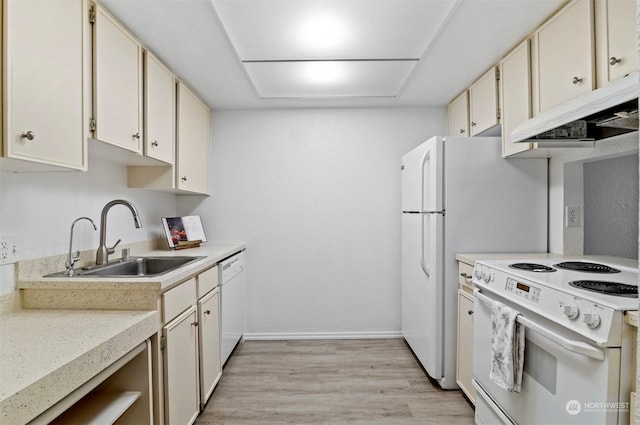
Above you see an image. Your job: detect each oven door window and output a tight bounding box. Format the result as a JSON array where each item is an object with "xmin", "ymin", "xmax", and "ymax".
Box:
[{"xmin": 473, "ymin": 294, "xmax": 623, "ymax": 425}]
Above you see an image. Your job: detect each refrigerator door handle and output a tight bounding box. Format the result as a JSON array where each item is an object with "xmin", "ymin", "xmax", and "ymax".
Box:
[{"xmin": 420, "ymin": 214, "xmax": 430, "ymax": 277}]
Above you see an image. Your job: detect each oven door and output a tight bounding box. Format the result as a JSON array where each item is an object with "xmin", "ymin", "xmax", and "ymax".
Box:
[{"xmin": 473, "ymin": 288, "xmax": 623, "ymax": 425}]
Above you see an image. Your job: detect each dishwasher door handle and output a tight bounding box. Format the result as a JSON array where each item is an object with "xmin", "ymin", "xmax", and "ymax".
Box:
[{"xmin": 474, "ymin": 289, "xmax": 605, "ymax": 361}]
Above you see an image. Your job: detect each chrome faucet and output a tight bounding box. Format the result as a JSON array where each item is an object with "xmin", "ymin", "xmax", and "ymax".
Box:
[
  {"xmin": 66, "ymin": 217, "xmax": 97, "ymax": 276},
  {"xmin": 95, "ymin": 199, "xmax": 142, "ymax": 265}
]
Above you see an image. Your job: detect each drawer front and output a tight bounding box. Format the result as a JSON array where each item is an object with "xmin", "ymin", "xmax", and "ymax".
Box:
[
  {"xmin": 197, "ymin": 265, "xmax": 219, "ymax": 299},
  {"xmin": 458, "ymin": 261, "xmax": 474, "ymax": 289},
  {"xmin": 163, "ymin": 278, "xmax": 197, "ymax": 323}
]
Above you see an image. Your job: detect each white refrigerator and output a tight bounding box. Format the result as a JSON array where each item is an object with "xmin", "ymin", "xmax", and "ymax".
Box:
[{"xmin": 400, "ymin": 136, "xmax": 547, "ymax": 389}]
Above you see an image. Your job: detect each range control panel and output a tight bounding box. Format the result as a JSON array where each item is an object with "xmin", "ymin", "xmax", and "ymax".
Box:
[{"xmin": 505, "ymin": 278, "xmax": 541, "ymax": 303}]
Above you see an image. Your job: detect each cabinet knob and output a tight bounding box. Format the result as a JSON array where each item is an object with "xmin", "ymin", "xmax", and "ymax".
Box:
[
  {"xmin": 191, "ymin": 321, "xmax": 198, "ymax": 327},
  {"xmin": 204, "ymin": 310, "xmax": 211, "ymax": 315},
  {"xmin": 471, "ymin": 122, "xmax": 477, "ymax": 127},
  {"xmin": 459, "ymin": 129, "xmax": 465, "ymax": 134},
  {"xmin": 468, "ymin": 310, "xmax": 474, "ymax": 315},
  {"xmin": 572, "ymin": 76, "xmax": 583, "ymax": 85},
  {"xmin": 20, "ymin": 130, "xmax": 35, "ymax": 141},
  {"xmin": 609, "ymin": 56, "xmax": 622, "ymax": 66},
  {"xmin": 181, "ymin": 176, "xmax": 188, "ymax": 182},
  {"xmin": 133, "ymin": 132, "xmax": 141, "ymax": 139},
  {"xmin": 151, "ymin": 141, "xmax": 159, "ymax": 147}
]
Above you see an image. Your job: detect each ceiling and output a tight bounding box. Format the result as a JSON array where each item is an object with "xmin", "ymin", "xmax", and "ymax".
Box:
[{"xmin": 101, "ymin": 0, "xmax": 566, "ymax": 111}]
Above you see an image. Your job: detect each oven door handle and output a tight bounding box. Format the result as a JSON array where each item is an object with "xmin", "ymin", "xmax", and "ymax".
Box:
[{"xmin": 474, "ymin": 289, "xmax": 605, "ymax": 361}]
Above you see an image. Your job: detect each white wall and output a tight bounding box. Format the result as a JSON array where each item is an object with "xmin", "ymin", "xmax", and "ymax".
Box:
[
  {"xmin": 0, "ymin": 152, "xmax": 178, "ymax": 294},
  {"xmin": 178, "ymin": 107, "xmax": 445, "ymax": 338}
]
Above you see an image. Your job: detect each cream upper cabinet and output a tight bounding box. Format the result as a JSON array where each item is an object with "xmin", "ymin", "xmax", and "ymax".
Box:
[
  {"xmin": 469, "ymin": 67, "xmax": 500, "ymax": 136},
  {"xmin": 177, "ymin": 83, "xmax": 211, "ymax": 194},
  {"xmin": 144, "ymin": 52, "xmax": 175, "ymax": 164},
  {"xmin": 534, "ymin": 0, "xmax": 595, "ymax": 114},
  {"xmin": 93, "ymin": 4, "xmax": 143, "ymax": 153},
  {"xmin": 2, "ymin": 0, "xmax": 89, "ymax": 171},
  {"xmin": 447, "ymin": 91, "xmax": 469, "ymax": 137},
  {"xmin": 500, "ymin": 40, "xmax": 536, "ymax": 157},
  {"xmin": 595, "ymin": 0, "xmax": 638, "ymax": 85}
]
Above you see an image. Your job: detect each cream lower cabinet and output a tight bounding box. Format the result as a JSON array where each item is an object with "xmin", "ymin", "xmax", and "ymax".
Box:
[
  {"xmin": 456, "ymin": 260, "xmax": 475, "ymax": 405},
  {"xmin": 161, "ymin": 267, "xmax": 221, "ymax": 424},
  {"xmin": 2, "ymin": 0, "xmax": 90, "ymax": 172}
]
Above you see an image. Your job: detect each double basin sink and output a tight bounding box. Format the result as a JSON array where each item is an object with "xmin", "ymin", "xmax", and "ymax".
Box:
[{"xmin": 45, "ymin": 256, "xmax": 205, "ymax": 278}]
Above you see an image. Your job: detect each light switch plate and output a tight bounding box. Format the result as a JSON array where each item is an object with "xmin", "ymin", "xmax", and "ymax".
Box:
[{"xmin": 565, "ymin": 206, "xmax": 581, "ymax": 228}]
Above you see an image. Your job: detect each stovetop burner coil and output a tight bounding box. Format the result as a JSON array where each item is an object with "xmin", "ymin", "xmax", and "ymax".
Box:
[
  {"xmin": 509, "ymin": 263, "xmax": 556, "ymax": 272},
  {"xmin": 555, "ymin": 261, "xmax": 621, "ymax": 274},
  {"xmin": 569, "ymin": 280, "xmax": 638, "ymax": 297}
]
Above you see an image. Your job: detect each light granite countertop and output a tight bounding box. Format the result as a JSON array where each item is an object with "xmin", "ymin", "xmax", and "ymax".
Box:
[
  {"xmin": 0, "ymin": 292, "xmax": 159, "ymax": 424},
  {"xmin": 3, "ymin": 241, "xmax": 246, "ymax": 423}
]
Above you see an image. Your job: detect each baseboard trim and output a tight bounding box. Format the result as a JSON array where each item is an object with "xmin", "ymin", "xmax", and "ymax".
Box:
[{"xmin": 243, "ymin": 331, "xmax": 403, "ymax": 341}]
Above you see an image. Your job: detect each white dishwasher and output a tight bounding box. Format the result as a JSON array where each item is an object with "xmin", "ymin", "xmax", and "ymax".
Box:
[{"xmin": 218, "ymin": 251, "xmax": 245, "ymax": 366}]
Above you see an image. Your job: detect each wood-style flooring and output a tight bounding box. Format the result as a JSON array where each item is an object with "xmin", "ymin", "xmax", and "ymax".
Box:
[{"xmin": 196, "ymin": 339, "xmax": 474, "ymax": 425}]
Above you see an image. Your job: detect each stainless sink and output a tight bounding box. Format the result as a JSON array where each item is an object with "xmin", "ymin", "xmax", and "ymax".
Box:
[{"xmin": 44, "ymin": 256, "xmax": 205, "ymax": 278}]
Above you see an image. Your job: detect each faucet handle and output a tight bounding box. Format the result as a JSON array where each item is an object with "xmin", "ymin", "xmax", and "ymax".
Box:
[{"xmin": 107, "ymin": 239, "xmax": 122, "ymax": 255}]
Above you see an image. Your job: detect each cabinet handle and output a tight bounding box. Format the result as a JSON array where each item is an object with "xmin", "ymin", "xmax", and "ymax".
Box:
[
  {"xmin": 133, "ymin": 132, "xmax": 141, "ymax": 139},
  {"xmin": 471, "ymin": 122, "xmax": 477, "ymax": 127},
  {"xmin": 204, "ymin": 310, "xmax": 211, "ymax": 315},
  {"xmin": 572, "ymin": 76, "xmax": 583, "ymax": 85},
  {"xmin": 191, "ymin": 321, "xmax": 198, "ymax": 327},
  {"xmin": 459, "ymin": 129, "xmax": 465, "ymax": 134},
  {"xmin": 181, "ymin": 176, "xmax": 188, "ymax": 182},
  {"xmin": 151, "ymin": 141, "xmax": 159, "ymax": 147},
  {"xmin": 468, "ymin": 310, "xmax": 474, "ymax": 315},
  {"xmin": 460, "ymin": 272, "xmax": 472, "ymax": 279},
  {"xmin": 20, "ymin": 130, "xmax": 35, "ymax": 141},
  {"xmin": 609, "ymin": 56, "xmax": 622, "ymax": 66}
]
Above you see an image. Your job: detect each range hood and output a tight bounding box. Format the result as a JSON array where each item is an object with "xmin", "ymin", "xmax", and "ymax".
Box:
[{"xmin": 512, "ymin": 72, "xmax": 639, "ymax": 146}]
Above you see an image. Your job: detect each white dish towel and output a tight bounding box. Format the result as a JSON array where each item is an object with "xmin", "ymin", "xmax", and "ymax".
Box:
[{"xmin": 489, "ymin": 300, "xmax": 525, "ymax": 393}]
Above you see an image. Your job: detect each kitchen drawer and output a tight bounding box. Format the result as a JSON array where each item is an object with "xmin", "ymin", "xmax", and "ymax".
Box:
[
  {"xmin": 163, "ymin": 278, "xmax": 197, "ymax": 323},
  {"xmin": 197, "ymin": 266, "xmax": 218, "ymax": 299},
  {"xmin": 458, "ymin": 261, "xmax": 474, "ymax": 290}
]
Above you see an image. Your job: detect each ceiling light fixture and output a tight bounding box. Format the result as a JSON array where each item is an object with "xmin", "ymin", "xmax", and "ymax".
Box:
[{"xmin": 297, "ymin": 13, "xmax": 349, "ymax": 52}]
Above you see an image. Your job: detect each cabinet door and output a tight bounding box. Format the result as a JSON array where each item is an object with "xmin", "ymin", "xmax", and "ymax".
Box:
[
  {"xmin": 198, "ymin": 288, "xmax": 222, "ymax": 405},
  {"xmin": 456, "ymin": 290, "xmax": 475, "ymax": 404},
  {"xmin": 501, "ymin": 40, "xmax": 534, "ymax": 157},
  {"xmin": 5, "ymin": 0, "xmax": 88, "ymax": 170},
  {"xmin": 469, "ymin": 67, "xmax": 499, "ymax": 136},
  {"xmin": 163, "ymin": 306, "xmax": 200, "ymax": 425},
  {"xmin": 603, "ymin": 0, "xmax": 637, "ymax": 82},
  {"xmin": 536, "ymin": 0, "xmax": 594, "ymax": 113},
  {"xmin": 177, "ymin": 83, "xmax": 210, "ymax": 194},
  {"xmin": 447, "ymin": 91, "xmax": 469, "ymax": 137},
  {"xmin": 93, "ymin": 5, "xmax": 143, "ymax": 153},
  {"xmin": 144, "ymin": 52, "xmax": 175, "ymax": 164}
]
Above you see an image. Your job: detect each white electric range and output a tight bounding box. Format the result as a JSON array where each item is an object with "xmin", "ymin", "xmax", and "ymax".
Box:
[{"xmin": 471, "ymin": 257, "xmax": 638, "ymax": 425}]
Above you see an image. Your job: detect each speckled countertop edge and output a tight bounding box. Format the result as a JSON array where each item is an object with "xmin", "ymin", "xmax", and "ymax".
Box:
[{"xmin": 17, "ymin": 242, "xmax": 246, "ymax": 293}]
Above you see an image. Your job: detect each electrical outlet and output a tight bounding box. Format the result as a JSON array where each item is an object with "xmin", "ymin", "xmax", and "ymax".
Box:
[
  {"xmin": 0, "ymin": 239, "xmax": 17, "ymax": 265},
  {"xmin": 565, "ymin": 206, "xmax": 581, "ymax": 228}
]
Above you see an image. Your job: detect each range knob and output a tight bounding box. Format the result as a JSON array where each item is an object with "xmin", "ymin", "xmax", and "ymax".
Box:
[
  {"xmin": 474, "ymin": 267, "xmax": 482, "ymax": 280},
  {"xmin": 482, "ymin": 270, "xmax": 491, "ymax": 283},
  {"xmin": 583, "ymin": 311, "xmax": 601, "ymax": 329},
  {"xmin": 562, "ymin": 303, "xmax": 579, "ymax": 320}
]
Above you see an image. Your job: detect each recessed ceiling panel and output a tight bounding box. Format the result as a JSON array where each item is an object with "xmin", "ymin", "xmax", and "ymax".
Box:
[
  {"xmin": 211, "ymin": 0, "xmax": 455, "ymax": 60},
  {"xmin": 244, "ymin": 60, "xmax": 418, "ymax": 98}
]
